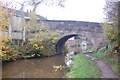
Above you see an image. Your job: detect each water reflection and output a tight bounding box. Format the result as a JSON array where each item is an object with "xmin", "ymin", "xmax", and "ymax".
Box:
[
  {"xmin": 65, "ymin": 52, "xmax": 75, "ymax": 66},
  {"xmin": 81, "ymin": 41, "xmax": 87, "ymax": 51},
  {"xmin": 2, "ymin": 55, "xmax": 65, "ymax": 78},
  {"xmin": 64, "ymin": 44, "xmax": 92, "ymax": 66}
]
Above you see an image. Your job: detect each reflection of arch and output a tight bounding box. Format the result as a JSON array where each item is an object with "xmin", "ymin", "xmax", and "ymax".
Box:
[{"xmin": 56, "ymin": 34, "xmax": 80, "ymax": 54}]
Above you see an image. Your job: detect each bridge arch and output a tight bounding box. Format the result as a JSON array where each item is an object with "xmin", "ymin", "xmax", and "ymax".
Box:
[
  {"xmin": 55, "ymin": 34, "xmax": 88, "ymax": 54},
  {"xmin": 44, "ymin": 20, "xmax": 105, "ymax": 54}
]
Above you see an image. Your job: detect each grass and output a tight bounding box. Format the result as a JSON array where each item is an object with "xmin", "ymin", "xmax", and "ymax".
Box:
[
  {"xmin": 90, "ymin": 50, "xmax": 119, "ymax": 77},
  {"xmin": 66, "ymin": 54, "xmax": 100, "ymax": 78}
]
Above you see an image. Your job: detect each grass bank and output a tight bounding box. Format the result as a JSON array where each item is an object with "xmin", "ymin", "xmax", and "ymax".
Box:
[
  {"xmin": 66, "ymin": 54, "xmax": 100, "ymax": 78},
  {"xmin": 89, "ymin": 49, "xmax": 119, "ymax": 77}
]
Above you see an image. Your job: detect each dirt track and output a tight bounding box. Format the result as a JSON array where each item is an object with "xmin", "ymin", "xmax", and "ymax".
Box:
[{"xmin": 84, "ymin": 54, "xmax": 118, "ymax": 78}]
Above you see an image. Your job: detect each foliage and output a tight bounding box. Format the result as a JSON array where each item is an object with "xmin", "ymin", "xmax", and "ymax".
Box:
[
  {"xmin": 102, "ymin": 2, "xmax": 119, "ymax": 55},
  {"xmin": 0, "ymin": 2, "xmax": 18, "ymax": 61},
  {"xmin": 66, "ymin": 54, "xmax": 100, "ymax": 78},
  {"xmin": 102, "ymin": 23, "xmax": 118, "ymax": 42},
  {"xmin": 101, "ymin": 23, "xmax": 119, "ymax": 55},
  {"xmin": 22, "ymin": 11, "xmax": 60, "ymax": 56},
  {"xmin": 64, "ymin": 66, "xmax": 71, "ymax": 72},
  {"xmin": 101, "ymin": 3, "xmax": 120, "ymax": 76}
]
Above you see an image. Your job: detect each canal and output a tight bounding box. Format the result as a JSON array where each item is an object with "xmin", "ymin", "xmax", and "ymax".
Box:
[
  {"xmin": 2, "ymin": 55, "xmax": 65, "ymax": 78},
  {"xmin": 2, "ymin": 43, "xmax": 92, "ymax": 78}
]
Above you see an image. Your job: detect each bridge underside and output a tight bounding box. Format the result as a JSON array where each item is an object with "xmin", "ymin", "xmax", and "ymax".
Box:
[{"xmin": 55, "ymin": 34, "xmax": 79, "ymax": 54}]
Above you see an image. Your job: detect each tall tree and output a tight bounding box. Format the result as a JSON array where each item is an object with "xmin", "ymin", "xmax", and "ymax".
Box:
[
  {"xmin": 104, "ymin": 2, "xmax": 118, "ymax": 23},
  {"xmin": 102, "ymin": 1, "xmax": 119, "ymax": 55}
]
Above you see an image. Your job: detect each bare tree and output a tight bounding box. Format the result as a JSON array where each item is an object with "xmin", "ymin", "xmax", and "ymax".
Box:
[
  {"xmin": 5, "ymin": 0, "xmax": 66, "ymax": 12},
  {"xmin": 14, "ymin": 0, "xmax": 27, "ymax": 11},
  {"xmin": 30, "ymin": 0, "xmax": 44, "ymax": 12},
  {"xmin": 27, "ymin": 0, "xmax": 66, "ymax": 12}
]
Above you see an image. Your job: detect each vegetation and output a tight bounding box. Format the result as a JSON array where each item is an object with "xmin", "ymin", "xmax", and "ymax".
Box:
[
  {"xmin": 0, "ymin": 2, "xmax": 19, "ymax": 61},
  {"xmin": 90, "ymin": 46, "xmax": 119, "ymax": 76},
  {"xmin": 93, "ymin": 1, "xmax": 120, "ymax": 76},
  {"xmin": 66, "ymin": 54, "xmax": 100, "ymax": 78},
  {"xmin": 0, "ymin": 1, "xmax": 61, "ymax": 61},
  {"xmin": 101, "ymin": 2, "xmax": 119, "ymax": 56},
  {"xmin": 19, "ymin": 11, "xmax": 60, "ymax": 57},
  {"xmin": 101, "ymin": 22, "xmax": 119, "ymax": 56}
]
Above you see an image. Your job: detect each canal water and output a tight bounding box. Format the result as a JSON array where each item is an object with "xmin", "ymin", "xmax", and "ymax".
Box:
[
  {"xmin": 2, "ymin": 44, "xmax": 92, "ymax": 78},
  {"xmin": 2, "ymin": 55, "xmax": 65, "ymax": 78}
]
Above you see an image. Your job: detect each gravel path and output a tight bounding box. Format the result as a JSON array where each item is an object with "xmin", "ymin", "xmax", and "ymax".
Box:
[{"xmin": 84, "ymin": 54, "xmax": 118, "ymax": 78}]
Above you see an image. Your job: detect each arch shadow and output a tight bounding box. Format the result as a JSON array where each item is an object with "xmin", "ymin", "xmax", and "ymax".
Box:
[{"xmin": 55, "ymin": 34, "xmax": 80, "ymax": 54}]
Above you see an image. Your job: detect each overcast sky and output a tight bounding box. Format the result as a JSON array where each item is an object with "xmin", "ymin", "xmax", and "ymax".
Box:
[{"xmin": 6, "ymin": 0, "xmax": 106, "ymax": 22}]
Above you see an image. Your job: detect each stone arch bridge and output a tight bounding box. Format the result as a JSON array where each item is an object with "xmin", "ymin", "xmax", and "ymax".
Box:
[
  {"xmin": 9, "ymin": 10, "xmax": 106, "ymax": 54},
  {"xmin": 43, "ymin": 20, "xmax": 106, "ymax": 54}
]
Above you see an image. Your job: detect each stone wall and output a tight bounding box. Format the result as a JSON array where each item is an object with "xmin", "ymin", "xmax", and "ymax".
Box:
[
  {"xmin": 44, "ymin": 20, "xmax": 102, "ymax": 33},
  {"xmin": 43, "ymin": 20, "xmax": 106, "ymax": 52}
]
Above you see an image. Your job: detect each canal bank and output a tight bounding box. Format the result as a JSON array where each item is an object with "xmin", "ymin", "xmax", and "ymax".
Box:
[
  {"xmin": 65, "ymin": 48, "xmax": 119, "ymax": 78},
  {"xmin": 65, "ymin": 54, "xmax": 100, "ymax": 78},
  {"xmin": 65, "ymin": 53, "xmax": 118, "ymax": 78}
]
